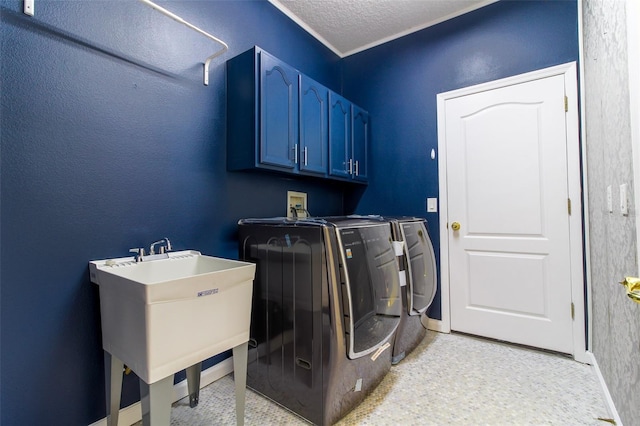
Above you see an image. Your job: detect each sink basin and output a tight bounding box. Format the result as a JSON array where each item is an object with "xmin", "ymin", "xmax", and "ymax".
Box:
[{"xmin": 89, "ymin": 250, "xmax": 256, "ymax": 384}]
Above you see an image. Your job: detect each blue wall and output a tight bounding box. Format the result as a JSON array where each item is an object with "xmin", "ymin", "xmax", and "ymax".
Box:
[
  {"xmin": 342, "ymin": 0, "xmax": 579, "ymax": 319},
  {"xmin": 0, "ymin": 0, "xmax": 345, "ymax": 424},
  {"xmin": 0, "ymin": 0, "xmax": 578, "ymax": 424}
]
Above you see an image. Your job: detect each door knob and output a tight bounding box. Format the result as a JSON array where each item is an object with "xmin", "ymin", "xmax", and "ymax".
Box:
[
  {"xmin": 451, "ymin": 222, "xmax": 461, "ymax": 231},
  {"xmin": 619, "ymin": 277, "xmax": 640, "ymax": 304}
]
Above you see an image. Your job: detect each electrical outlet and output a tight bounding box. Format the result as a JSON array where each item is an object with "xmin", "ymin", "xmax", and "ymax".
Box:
[{"xmin": 287, "ymin": 191, "xmax": 308, "ymax": 218}]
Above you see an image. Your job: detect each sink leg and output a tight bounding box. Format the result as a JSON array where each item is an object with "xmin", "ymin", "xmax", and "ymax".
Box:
[
  {"xmin": 233, "ymin": 342, "xmax": 249, "ymax": 426},
  {"xmin": 104, "ymin": 352, "xmax": 123, "ymax": 426},
  {"xmin": 140, "ymin": 375, "xmax": 173, "ymax": 426},
  {"xmin": 186, "ymin": 362, "xmax": 202, "ymax": 408}
]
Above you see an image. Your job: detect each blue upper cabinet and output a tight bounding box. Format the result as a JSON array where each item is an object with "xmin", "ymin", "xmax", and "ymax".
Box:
[
  {"xmin": 328, "ymin": 92, "xmax": 352, "ymax": 179},
  {"xmin": 299, "ymin": 76, "xmax": 328, "ymax": 176},
  {"xmin": 227, "ymin": 46, "xmax": 366, "ymax": 183},
  {"xmin": 260, "ymin": 51, "xmax": 298, "ymax": 169},
  {"xmin": 329, "ymin": 94, "xmax": 369, "ymax": 182},
  {"xmin": 227, "ymin": 47, "xmax": 298, "ymax": 173},
  {"xmin": 351, "ymin": 105, "xmax": 369, "ymax": 182}
]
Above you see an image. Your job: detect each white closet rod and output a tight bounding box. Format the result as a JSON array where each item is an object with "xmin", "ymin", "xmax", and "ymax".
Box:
[{"xmin": 139, "ymin": 0, "xmax": 228, "ymax": 85}]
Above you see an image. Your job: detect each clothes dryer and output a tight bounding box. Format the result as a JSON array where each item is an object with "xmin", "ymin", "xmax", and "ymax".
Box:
[
  {"xmin": 238, "ymin": 216, "xmax": 401, "ymax": 425},
  {"xmin": 386, "ymin": 217, "xmax": 437, "ymax": 364}
]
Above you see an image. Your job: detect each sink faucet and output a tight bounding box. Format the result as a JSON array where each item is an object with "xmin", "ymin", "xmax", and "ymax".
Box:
[{"xmin": 149, "ymin": 237, "xmax": 172, "ymax": 255}]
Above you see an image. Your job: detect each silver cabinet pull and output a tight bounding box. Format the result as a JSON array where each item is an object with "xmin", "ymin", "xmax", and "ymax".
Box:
[
  {"xmin": 292, "ymin": 144, "xmax": 298, "ymax": 164},
  {"xmin": 354, "ymin": 160, "xmax": 359, "ymax": 176},
  {"xmin": 303, "ymin": 147, "xmax": 308, "ymax": 166},
  {"xmin": 347, "ymin": 159, "xmax": 353, "ymax": 174}
]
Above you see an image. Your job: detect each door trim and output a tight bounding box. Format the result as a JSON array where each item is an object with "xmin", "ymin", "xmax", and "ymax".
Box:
[
  {"xmin": 436, "ymin": 62, "xmax": 588, "ymax": 362},
  {"xmin": 627, "ymin": 0, "xmax": 640, "ymax": 276}
]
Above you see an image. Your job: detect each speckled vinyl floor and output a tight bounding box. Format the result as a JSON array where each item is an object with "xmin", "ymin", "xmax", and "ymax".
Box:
[{"xmin": 153, "ymin": 332, "xmax": 613, "ymax": 425}]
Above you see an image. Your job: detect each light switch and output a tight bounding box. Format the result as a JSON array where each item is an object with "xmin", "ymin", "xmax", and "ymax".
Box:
[
  {"xmin": 607, "ymin": 185, "xmax": 613, "ymax": 213},
  {"xmin": 427, "ymin": 198, "xmax": 438, "ymax": 213},
  {"xmin": 620, "ymin": 183, "xmax": 628, "ymax": 216}
]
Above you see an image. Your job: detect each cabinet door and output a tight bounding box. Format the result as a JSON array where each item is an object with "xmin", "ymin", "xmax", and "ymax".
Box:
[
  {"xmin": 329, "ymin": 92, "xmax": 351, "ymax": 179},
  {"xmin": 260, "ymin": 51, "xmax": 298, "ymax": 169},
  {"xmin": 351, "ymin": 105, "xmax": 369, "ymax": 182},
  {"xmin": 299, "ymin": 76, "xmax": 328, "ymax": 176}
]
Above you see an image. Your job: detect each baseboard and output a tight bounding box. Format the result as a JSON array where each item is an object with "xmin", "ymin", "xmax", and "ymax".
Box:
[
  {"xmin": 89, "ymin": 357, "xmax": 234, "ymax": 426},
  {"xmin": 586, "ymin": 351, "xmax": 623, "ymax": 426}
]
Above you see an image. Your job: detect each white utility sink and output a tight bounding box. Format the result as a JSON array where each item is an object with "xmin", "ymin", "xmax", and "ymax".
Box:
[
  {"xmin": 90, "ymin": 250, "xmax": 255, "ymax": 383},
  {"xmin": 90, "ymin": 250, "xmax": 256, "ymax": 426}
]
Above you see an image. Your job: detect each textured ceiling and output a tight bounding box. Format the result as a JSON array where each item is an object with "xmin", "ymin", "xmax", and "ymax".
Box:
[{"xmin": 269, "ymin": 0, "xmax": 497, "ymax": 57}]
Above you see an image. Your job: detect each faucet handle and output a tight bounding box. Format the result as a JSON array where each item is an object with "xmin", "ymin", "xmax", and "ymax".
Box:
[{"xmin": 129, "ymin": 248, "xmax": 145, "ymax": 262}]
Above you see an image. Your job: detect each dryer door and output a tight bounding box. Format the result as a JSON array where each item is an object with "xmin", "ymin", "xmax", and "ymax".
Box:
[
  {"xmin": 400, "ymin": 221, "xmax": 437, "ymax": 315},
  {"xmin": 338, "ymin": 224, "xmax": 401, "ymax": 359}
]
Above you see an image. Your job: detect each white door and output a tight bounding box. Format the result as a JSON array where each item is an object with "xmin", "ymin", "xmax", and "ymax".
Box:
[{"xmin": 444, "ymin": 74, "xmax": 574, "ymax": 354}]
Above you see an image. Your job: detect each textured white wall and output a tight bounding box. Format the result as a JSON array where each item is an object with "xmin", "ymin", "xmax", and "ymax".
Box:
[{"xmin": 583, "ymin": 0, "xmax": 640, "ymax": 423}]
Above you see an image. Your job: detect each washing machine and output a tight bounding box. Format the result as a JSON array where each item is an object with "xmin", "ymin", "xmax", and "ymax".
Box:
[
  {"xmin": 386, "ymin": 217, "xmax": 437, "ymax": 364},
  {"xmin": 238, "ymin": 216, "xmax": 402, "ymax": 425}
]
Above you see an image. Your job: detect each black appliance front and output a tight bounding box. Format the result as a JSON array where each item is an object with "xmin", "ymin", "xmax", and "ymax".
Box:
[{"xmin": 238, "ymin": 217, "xmax": 401, "ymax": 425}]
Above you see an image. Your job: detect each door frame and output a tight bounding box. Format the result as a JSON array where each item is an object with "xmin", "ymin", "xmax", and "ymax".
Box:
[
  {"xmin": 436, "ymin": 62, "xmax": 588, "ymax": 362},
  {"xmin": 628, "ymin": 0, "xmax": 640, "ymax": 276}
]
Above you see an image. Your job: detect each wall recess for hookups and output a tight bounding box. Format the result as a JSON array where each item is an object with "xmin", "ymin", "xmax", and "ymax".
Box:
[{"xmin": 287, "ymin": 191, "xmax": 308, "ymax": 218}]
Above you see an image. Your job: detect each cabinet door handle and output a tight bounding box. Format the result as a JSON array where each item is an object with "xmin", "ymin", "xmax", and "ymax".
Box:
[
  {"xmin": 354, "ymin": 160, "xmax": 359, "ymax": 176},
  {"xmin": 303, "ymin": 147, "xmax": 308, "ymax": 166},
  {"xmin": 347, "ymin": 159, "xmax": 353, "ymax": 174},
  {"xmin": 292, "ymin": 144, "xmax": 298, "ymax": 164}
]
